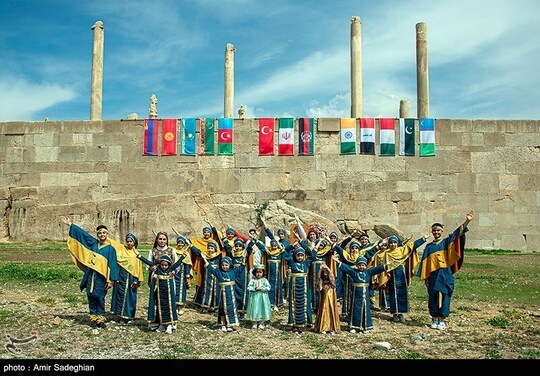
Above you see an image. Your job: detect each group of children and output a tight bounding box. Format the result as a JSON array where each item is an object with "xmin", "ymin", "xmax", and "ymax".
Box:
[{"xmin": 60, "ymin": 209, "xmax": 475, "ymax": 335}]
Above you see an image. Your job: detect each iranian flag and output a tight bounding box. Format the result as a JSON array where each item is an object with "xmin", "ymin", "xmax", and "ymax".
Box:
[
  {"xmin": 217, "ymin": 118, "xmax": 233, "ymax": 155},
  {"xmin": 379, "ymin": 118, "xmax": 395, "ymax": 156},
  {"xmin": 278, "ymin": 118, "xmax": 294, "ymax": 155},
  {"xmin": 360, "ymin": 118, "xmax": 375, "ymax": 155},
  {"xmin": 298, "ymin": 118, "xmax": 315, "ymax": 156},
  {"xmin": 161, "ymin": 119, "xmax": 178, "ymax": 156},
  {"xmin": 340, "ymin": 118, "xmax": 357, "ymax": 154},
  {"xmin": 419, "ymin": 118, "xmax": 436, "ymax": 156},
  {"xmin": 143, "ymin": 119, "xmax": 159, "ymax": 156},
  {"xmin": 258, "ymin": 118, "xmax": 275, "ymax": 155},
  {"xmin": 399, "ymin": 118, "xmax": 415, "ymax": 156}
]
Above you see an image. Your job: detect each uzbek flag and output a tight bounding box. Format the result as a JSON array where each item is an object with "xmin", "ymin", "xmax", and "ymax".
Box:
[
  {"xmin": 278, "ymin": 117, "xmax": 294, "ymax": 156},
  {"xmin": 199, "ymin": 118, "xmax": 215, "ymax": 156},
  {"xmin": 180, "ymin": 118, "xmax": 196, "ymax": 156},
  {"xmin": 340, "ymin": 118, "xmax": 356, "ymax": 155},
  {"xmin": 419, "ymin": 118, "xmax": 436, "ymax": 156},
  {"xmin": 143, "ymin": 119, "xmax": 159, "ymax": 156},
  {"xmin": 399, "ymin": 118, "xmax": 415, "ymax": 156},
  {"xmin": 259, "ymin": 118, "xmax": 275, "ymax": 155},
  {"xmin": 360, "ymin": 118, "xmax": 375, "ymax": 155},
  {"xmin": 379, "ymin": 118, "xmax": 396, "ymax": 156},
  {"xmin": 218, "ymin": 118, "xmax": 234, "ymax": 155},
  {"xmin": 298, "ymin": 118, "xmax": 315, "ymax": 156},
  {"xmin": 161, "ymin": 119, "xmax": 178, "ymax": 156}
]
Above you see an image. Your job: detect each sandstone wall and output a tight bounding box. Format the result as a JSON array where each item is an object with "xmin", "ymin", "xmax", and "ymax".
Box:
[{"xmin": 0, "ymin": 118, "xmax": 539, "ymax": 251}]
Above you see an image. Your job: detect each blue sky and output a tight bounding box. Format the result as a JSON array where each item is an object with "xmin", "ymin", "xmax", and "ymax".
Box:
[{"xmin": 1, "ymin": 0, "xmax": 539, "ymax": 122}]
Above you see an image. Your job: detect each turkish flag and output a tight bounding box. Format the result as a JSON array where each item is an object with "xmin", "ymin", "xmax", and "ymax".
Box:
[{"xmin": 258, "ymin": 118, "xmax": 275, "ymax": 155}]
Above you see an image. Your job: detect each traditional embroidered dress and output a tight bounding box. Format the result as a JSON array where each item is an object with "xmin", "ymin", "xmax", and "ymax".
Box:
[
  {"xmin": 108, "ymin": 234, "xmax": 144, "ymax": 321},
  {"xmin": 137, "ymin": 253, "xmax": 187, "ymax": 326},
  {"xmin": 223, "ymin": 239, "xmax": 254, "ymax": 314},
  {"xmin": 284, "ymin": 241, "xmax": 317, "ymax": 329},
  {"xmin": 339, "ymin": 262, "xmax": 387, "ymax": 331},
  {"xmin": 248, "ymin": 239, "xmax": 288, "ymax": 309},
  {"xmin": 417, "ymin": 225, "xmax": 469, "ymax": 319},
  {"xmin": 370, "ymin": 237, "xmax": 426, "ymax": 316},
  {"xmin": 307, "ymin": 241, "xmax": 336, "ymax": 313},
  {"xmin": 205, "ymin": 258, "xmax": 245, "ymax": 328},
  {"xmin": 313, "ymin": 266, "xmax": 341, "ymax": 333},
  {"xmin": 66, "ymin": 224, "xmax": 118, "ymax": 325},
  {"xmin": 173, "ymin": 239, "xmax": 193, "ymax": 311},
  {"xmin": 246, "ymin": 275, "xmax": 272, "ymax": 323},
  {"xmin": 190, "ymin": 240, "xmax": 222, "ymax": 310}
]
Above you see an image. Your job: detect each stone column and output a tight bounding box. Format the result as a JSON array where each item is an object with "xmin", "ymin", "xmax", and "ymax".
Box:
[
  {"xmin": 90, "ymin": 21, "xmax": 104, "ymax": 121},
  {"xmin": 416, "ymin": 22, "xmax": 429, "ymax": 118},
  {"xmin": 399, "ymin": 99, "xmax": 410, "ymax": 118},
  {"xmin": 224, "ymin": 43, "xmax": 236, "ymax": 118},
  {"xmin": 350, "ymin": 16, "xmax": 362, "ymax": 118}
]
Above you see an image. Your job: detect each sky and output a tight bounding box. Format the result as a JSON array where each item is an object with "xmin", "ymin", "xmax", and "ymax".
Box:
[{"xmin": 1, "ymin": 0, "xmax": 539, "ymax": 122}]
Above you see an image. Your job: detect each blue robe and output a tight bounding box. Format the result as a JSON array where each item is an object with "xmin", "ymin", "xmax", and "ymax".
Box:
[
  {"xmin": 339, "ymin": 263, "xmax": 386, "ymax": 331},
  {"xmin": 206, "ymin": 263, "xmax": 246, "ymax": 327},
  {"xmin": 223, "ymin": 242, "xmax": 253, "ymax": 313},
  {"xmin": 110, "ymin": 266, "xmax": 139, "ymax": 320}
]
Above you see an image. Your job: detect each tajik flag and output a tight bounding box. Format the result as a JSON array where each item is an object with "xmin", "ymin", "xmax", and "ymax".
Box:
[
  {"xmin": 360, "ymin": 118, "xmax": 375, "ymax": 155},
  {"xmin": 399, "ymin": 118, "xmax": 415, "ymax": 156},
  {"xmin": 180, "ymin": 118, "xmax": 196, "ymax": 156},
  {"xmin": 143, "ymin": 119, "xmax": 159, "ymax": 156},
  {"xmin": 161, "ymin": 119, "xmax": 178, "ymax": 156},
  {"xmin": 258, "ymin": 118, "xmax": 275, "ymax": 155},
  {"xmin": 340, "ymin": 118, "xmax": 357, "ymax": 155},
  {"xmin": 218, "ymin": 118, "xmax": 234, "ymax": 155},
  {"xmin": 278, "ymin": 118, "xmax": 294, "ymax": 155},
  {"xmin": 419, "ymin": 118, "xmax": 436, "ymax": 156},
  {"xmin": 379, "ymin": 118, "xmax": 396, "ymax": 156},
  {"xmin": 298, "ymin": 118, "xmax": 315, "ymax": 156}
]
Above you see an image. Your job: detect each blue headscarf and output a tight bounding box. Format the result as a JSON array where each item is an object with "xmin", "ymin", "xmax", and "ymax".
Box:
[
  {"xmin": 356, "ymin": 256, "xmax": 368, "ymax": 265},
  {"xmin": 160, "ymin": 254, "xmax": 172, "ymax": 264},
  {"xmin": 176, "ymin": 235, "xmax": 187, "ymax": 245},
  {"xmin": 270, "ymin": 239, "xmax": 279, "ymax": 246},
  {"xmin": 388, "ymin": 235, "xmax": 400, "ymax": 244},
  {"xmin": 203, "ymin": 227, "xmax": 212, "ymax": 233},
  {"xmin": 350, "ymin": 241, "xmax": 361, "ymax": 250},
  {"xmin": 234, "ymin": 239, "xmax": 245, "ymax": 247},
  {"xmin": 207, "ymin": 241, "xmax": 217, "ymax": 250},
  {"xmin": 226, "ymin": 227, "xmax": 235, "ymax": 235},
  {"xmin": 221, "ymin": 256, "xmax": 233, "ymax": 266},
  {"xmin": 125, "ymin": 232, "xmax": 138, "ymax": 248},
  {"xmin": 277, "ymin": 229, "xmax": 286, "ymax": 235}
]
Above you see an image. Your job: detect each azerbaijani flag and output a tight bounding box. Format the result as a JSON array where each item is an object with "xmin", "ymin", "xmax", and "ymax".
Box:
[
  {"xmin": 161, "ymin": 119, "xmax": 178, "ymax": 156},
  {"xmin": 259, "ymin": 118, "xmax": 275, "ymax": 155},
  {"xmin": 379, "ymin": 118, "xmax": 396, "ymax": 156},
  {"xmin": 180, "ymin": 118, "xmax": 196, "ymax": 156},
  {"xmin": 278, "ymin": 117, "xmax": 294, "ymax": 156},
  {"xmin": 360, "ymin": 118, "xmax": 375, "ymax": 155},
  {"xmin": 340, "ymin": 118, "xmax": 357, "ymax": 154},
  {"xmin": 298, "ymin": 118, "xmax": 315, "ymax": 156},
  {"xmin": 399, "ymin": 118, "xmax": 415, "ymax": 156},
  {"xmin": 218, "ymin": 118, "xmax": 234, "ymax": 155},
  {"xmin": 143, "ymin": 119, "xmax": 159, "ymax": 156},
  {"xmin": 199, "ymin": 118, "xmax": 215, "ymax": 156},
  {"xmin": 419, "ymin": 118, "xmax": 436, "ymax": 156}
]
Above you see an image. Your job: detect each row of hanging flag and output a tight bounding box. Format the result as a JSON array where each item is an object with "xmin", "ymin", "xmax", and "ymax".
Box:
[{"xmin": 143, "ymin": 117, "xmax": 436, "ymax": 157}]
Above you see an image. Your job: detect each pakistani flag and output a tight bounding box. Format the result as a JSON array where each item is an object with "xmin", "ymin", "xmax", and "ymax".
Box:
[
  {"xmin": 419, "ymin": 118, "xmax": 435, "ymax": 156},
  {"xmin": 340, "ymin": 118, "xmax": 357, "ymax": 154},
  {"xmin": 399, "ymin": 118, "xmax": 415, "ymax": 156}
]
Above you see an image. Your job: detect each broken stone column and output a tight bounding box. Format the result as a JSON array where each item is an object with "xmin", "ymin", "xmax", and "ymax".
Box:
[
  {"xmin": 90, "ymin": 21, "xmax": 104, "ymax": 121},
  {"xmin": 416, "ymin": 22, "xmax": 429, "ymax": 118},
  {"xmin": 350, "ymin": 16, "xmax": 363, "ymax": 118},
  {"xmin": 224, "ymin": 43, "xmax": 236, "ymax": 118}
]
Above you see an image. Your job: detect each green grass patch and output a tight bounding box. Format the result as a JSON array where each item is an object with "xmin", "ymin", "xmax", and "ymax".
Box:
[
  {"xmin": 400, "ymin": 352, "xmax": 428, "ymax": 359},
  {"xmin": 487, "ymin": 317, "xmax": 510, "ymax": 328},
  {"xmin": 0, "ymin": 263, "xmax": 81, "ymax": 282}
]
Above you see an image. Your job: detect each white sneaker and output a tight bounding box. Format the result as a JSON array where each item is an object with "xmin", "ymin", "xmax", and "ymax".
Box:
[
  {"xmin": 172, "ymin": 324, "xmax": 177, "ymax": 330},
  {"xmin": 221, "ymin": 326, "xmax": 227, "ymax": 332},
  {"xmin": 258, "ymin": 322, "xmax": 265, "ymax": 330},
  {"xmin": 430, "ymin": 318, "xmax": 439, "ymax": 329},
  {"xmin": 273, "ymin": 306, "xmax": 279, "ymax": 312},
  {"xmin": 226, "ymin": 327, "xmax": 234, "ymax": 332},
  {"xmin": 330, "ymin": 331, "xmax": 335, "ymax": 335},
  {"xmin": 437, "ymin": 321, "xmax": 447, "ymax": 330},
  {"xmin": 165, "ymin": 325, "xmax": 173, "ymax": 334},
  {"xmin": 349, "ymin": 329, "xmax": 357, "ymax": 333},
  {"xmin": 252, "ymin": 323, "xmax": 258, "ymax": 329}
]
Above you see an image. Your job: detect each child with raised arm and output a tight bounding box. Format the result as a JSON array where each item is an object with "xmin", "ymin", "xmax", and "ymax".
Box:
[{"xmin": 246, "ymin": 264, "xmax": 272, "ymax": 329}]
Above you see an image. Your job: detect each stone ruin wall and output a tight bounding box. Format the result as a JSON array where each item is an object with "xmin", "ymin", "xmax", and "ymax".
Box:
[{"xmin": 0, "ymin": 118, "xmax": 539, "ymax": 251}]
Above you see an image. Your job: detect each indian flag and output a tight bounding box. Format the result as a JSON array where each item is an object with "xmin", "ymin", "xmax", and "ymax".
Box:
[
  {"xmin": 340, "ymin": 118, "xmax": 357, "ymax": 154},
  {"xmin": 379, "ymin": 118, "xmax": 396, "ymax": 156},
  {"xmin": 419, "ymin": 118, "xmax": 436, "ymax": 156},
  {"xmin": 278, "ymin": 117, "xmax": 294, "ymax": 155}
]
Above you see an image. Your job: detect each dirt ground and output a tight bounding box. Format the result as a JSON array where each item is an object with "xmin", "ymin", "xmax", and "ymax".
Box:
[{"xmin": 0, "ymin": 249, "xmax": 538, "ymax": 365}]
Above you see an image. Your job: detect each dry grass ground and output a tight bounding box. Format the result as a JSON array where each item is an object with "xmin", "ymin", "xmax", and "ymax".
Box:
[{"xmin": 0, "ymin": 245, "xmax": 538, "ymax": 368}]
